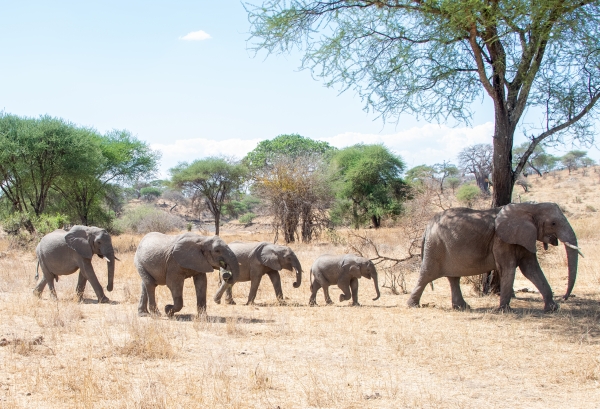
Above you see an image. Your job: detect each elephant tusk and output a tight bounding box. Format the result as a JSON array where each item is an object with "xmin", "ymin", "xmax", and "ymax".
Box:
[
  {"xmin": 114, "ymin": 256, "xmax": 120, "ymax": 261},
  {"xmin": 106, "ymin": 258, "xmax": 112, "ymax": 263},
  {"xmin": 564, "ymin": 242, "xmax": 584, "ymax": 258}
]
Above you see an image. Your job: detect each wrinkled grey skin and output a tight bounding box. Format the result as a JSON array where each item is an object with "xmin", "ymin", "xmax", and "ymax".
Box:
[
  {"xmin": 213, "ymin": 242, "xmax": 302, "ymax": 305},
  {"xmin": 135, "ymin": 232, "xmax": 240, "ymax": 317},
  {"xmin": 309, "ymin": 254, "xmax": 380, "ymax": 306},
  {"xmin": 408, "ymin": 202, "xmax": 579, "ymax": 312},
  {"xmin": 34, "ymin": 225, "xmax": 116, "ymax": 303}
]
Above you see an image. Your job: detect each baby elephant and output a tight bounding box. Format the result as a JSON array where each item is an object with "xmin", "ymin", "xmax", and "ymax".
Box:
[{"xmin": 309, "ymin": 254, "xmax": 380, "ymax": 306}]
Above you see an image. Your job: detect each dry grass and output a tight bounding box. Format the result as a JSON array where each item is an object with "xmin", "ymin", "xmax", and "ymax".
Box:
[{"xmin": 1, "ymin": 168, "xmax": 600, "ymax": 408}]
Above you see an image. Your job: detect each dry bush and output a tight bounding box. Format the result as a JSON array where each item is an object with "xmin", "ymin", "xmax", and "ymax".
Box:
[
  {"xmin": 115, "ymin": 205, "xmax": 185, "ymax": 234},
  {"xmin": 116, "ymin": 319, "xmax": 175, "ymax": 360}
]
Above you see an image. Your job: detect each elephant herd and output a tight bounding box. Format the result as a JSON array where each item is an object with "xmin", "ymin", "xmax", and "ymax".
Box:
[{"xmin": 32, "ymin": 202, "xmax": 583, "ymax": 315}]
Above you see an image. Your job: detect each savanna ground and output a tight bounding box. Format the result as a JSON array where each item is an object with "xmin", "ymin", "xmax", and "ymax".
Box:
[{"xmin": 1, "ymin": 168, "xmax": 599, "ymax": 408}]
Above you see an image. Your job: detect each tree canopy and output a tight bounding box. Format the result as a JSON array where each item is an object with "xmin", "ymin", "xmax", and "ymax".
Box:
[
  {"xmin": 248, "ymin": 0, "xmax": 600, "ymax": 206},
  {"xmin": 244, "ymin": 133, "xmax": 335, "ymax": 173},
  {"xmin": 330, "ymin": 144, "xmax": 409, "ymax": 228}
]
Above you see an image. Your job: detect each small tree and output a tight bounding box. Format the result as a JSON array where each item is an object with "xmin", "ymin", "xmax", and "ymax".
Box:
[
  {"xmin": 561, "ymin": 150, "xmax": 591, "ymax": 174},
  {"xmin": 456, "ymin": 184, "xmax": 480, "ymax": 208},
  {"xmin": 170, "ymin": 158, "xmax": 247, "ymax": 235},
  {"xmin": 331, "ymin": 144, "xmax": 409, "ymax": 229},
  {"xmin": 458, "ymin": 144, "xmax": 493, "ymax": 195},
  {"xmin": 140, "ymin": 187, "xmax": 162, "ymax": 202}
]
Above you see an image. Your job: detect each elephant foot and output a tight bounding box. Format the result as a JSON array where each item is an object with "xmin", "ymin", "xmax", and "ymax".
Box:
[
  {"xmin": 351, "ymin": 302, "xmax": 361, "ymax": 307},
  {"xmin": 225, "ymin": 299, "xmax": 236, "ymax": 305},
  {"xmin": 309, "ymin": 299, "xmax": 317, "ymax": 306},
  {"xmin": 325, "ymin": 300, "xmax": 334, "ymax": 305},
  {"xmin": 98, "ymin": 296, "xmax": 110, "ymax": 304},
  {"xmin": 165, "ymin": 305, "xmax": 175, "ymax": 317},
  {"xmin": 452, "ymin": 303, "xmax": 470, "ymax": 311},
  {"xmin": 32, "ymin": 289, "xmax": 42, "ymax": 298},
  {"xmin": 339, "ymin": 295, "xmax": 350, "ymax": 303},
  {"xmin": 138, "ymin": 311, "xmax": 151, "ymax": 318},
  {"xmin": 406, "ymin": 300, "xmax": 420, "ymax": 308},
  {"xmin": 245, "ymin": 301, "xmax": 256, "ymax": 306},
  {"xmin": 213, "ymin": 297, "xmax": 221, "ymax": 305},
  {"xmin": 494, "ymin": 304, "xmax": 513, "ymax": 313},
  {"xmin": 276, "ymin": 299, "xmax": 287, "ymax": 306},
  {"xmin": 544, "ymin": 302, "xmax": 559, "ymax": 313}
]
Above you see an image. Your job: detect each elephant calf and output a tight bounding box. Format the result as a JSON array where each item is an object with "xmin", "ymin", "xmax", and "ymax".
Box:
[
  {"xmin": 309, "ymin": 254, "xmax": 380, "ymax": 306},
  {"xmin": 135, "ymin": 232, "xmax": 239, "ymax": 317},
  {"xmin": 35, "ymin": 225, "xmax": 117, "ymax": 303},
  {"xmin": 214, "ymin": 241, "xmax": 302, "ymax": 305}
]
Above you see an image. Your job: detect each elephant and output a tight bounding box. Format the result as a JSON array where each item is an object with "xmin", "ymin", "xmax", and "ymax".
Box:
[
  {"xmin": 34, "ymin": 225, "xmax": 117, "ymax": 303},
  {"xmin": 213, "ymin": 242, "xmax": 302, "ymax": 305},
  {"xmin": 407, "ymin": 202, "xmax": 582, "ymax": 312},
  {"xmin": 134, "ymin": 232, "xmax": 240, "ymax": 317},
  {"xmin": 309, "ymin": 254, "xmax": 380, "ymax": 306}
]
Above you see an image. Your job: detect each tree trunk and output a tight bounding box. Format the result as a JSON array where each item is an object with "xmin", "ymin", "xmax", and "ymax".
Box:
[
  {"xmin": 214, "ymin": 211, "xmax": 220, "ymax": 236},
  {"xmin": 491, "ymin": 117, "xmax": 516, "ymax": 208},
  {"xmin": 371, "ymin": 215, "xmax": 381, "ymax": 229}
]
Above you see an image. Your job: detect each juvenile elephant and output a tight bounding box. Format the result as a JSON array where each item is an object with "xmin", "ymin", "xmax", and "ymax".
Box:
[
  {"xmin": 309, "ymin": 254, "xmax": 380, "ymax": 306},
  {"xmin": 408, "ymin": 202, "xmax": 582, "ymax": 312},
  {"xmin": 35, "ymin": 225, "xmax": 117, "ymax": 303},
  {"xmin": 213, "ymin": 242, "xmax": 302, "ymax": 305},
  {"xmin": 135, "ymin": 232, "xmax": 239, "ymax": 317}
]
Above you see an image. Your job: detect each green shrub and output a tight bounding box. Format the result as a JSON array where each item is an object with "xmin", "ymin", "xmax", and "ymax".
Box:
[
  {"xmin": 114, "ymin": 205, "xmax": 185, "ymax": 234},
  {"xmin": 140, "ymin": 187, "xmax": 163, "ymax": 202},
  {"xmin": 0, "ymin": 212, "xmax": 69, "ymax": 235},
  {"xmin": 456, "ymin": 184, "xmax": 480, "ymax": 207},
  {"xmin": 238, "ymin": 213, "xmax": 256, "ymax": 224}
]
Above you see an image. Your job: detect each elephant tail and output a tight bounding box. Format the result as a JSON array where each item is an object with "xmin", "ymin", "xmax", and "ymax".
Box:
[
  {"xmin": 430, "ymin": 281, "xmax": 434, "ymax": 291},
  {"xmin": 35, "ymin": 261, "xmax": 39, "ymax": 281},
  {"xmin": 309, "ymin": 268, "xmax": 314, "ymax": 292}
]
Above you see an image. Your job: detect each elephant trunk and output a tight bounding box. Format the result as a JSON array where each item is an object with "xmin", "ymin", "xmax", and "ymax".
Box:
[
  {"xmin": 372, "ymin": 270, "xmax": 380, "ymax": 301},
  {"xmin": 559, "ymin": 225, "xmax": 579, "ymax": 300},
  {"xmin": 292, "ymin": 258, "xmax": 302, "ymax": 288},
  {"xmin": 222, "ymin": 248, "xmax": 240, "ymax": 285},
  {"xmin": 106, "ymin": 253, "xmax": 115, "ymax": 292}
]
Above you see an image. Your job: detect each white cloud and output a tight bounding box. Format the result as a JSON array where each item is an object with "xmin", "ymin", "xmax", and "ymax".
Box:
[
  {"xmin": 152, "ymin": 122, "xmax": 494, "ymax": 177},
  {"xmin": 179, "ymin": 30, "xmax": 212, "ymax": 41}
]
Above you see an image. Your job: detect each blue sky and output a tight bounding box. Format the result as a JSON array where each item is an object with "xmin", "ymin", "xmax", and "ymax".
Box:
[{"xmin": 1, "ymin": 1, "xmax": 597, "ymax": 176}]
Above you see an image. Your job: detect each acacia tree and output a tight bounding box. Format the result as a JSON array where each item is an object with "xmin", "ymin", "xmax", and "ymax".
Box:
[
  {"xmin": 331, "ymin": 144, "xmax": 409, "ymax": 229},
  {"xmin": 170, "ymin": 158, "xmax": 247, "ymax": 235},
  {"xmin": 53, "ymin": 130, "xmax": 160, "ymax": 225},
  {"xmin": 458, "ymin": 144, "xmax": 493, "ymax": 194},
  {"xmin": 247, "ymin": 0, "xmax": 600, "ymax": 207},
  {"xmin": 0, "ymin": 114, "xmax": 95, "ymax": 230}
]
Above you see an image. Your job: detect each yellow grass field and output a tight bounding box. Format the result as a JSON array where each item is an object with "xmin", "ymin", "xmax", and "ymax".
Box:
[{"xmin": 1, "ymin": 168, "xmax": 599, "ymax": 408}]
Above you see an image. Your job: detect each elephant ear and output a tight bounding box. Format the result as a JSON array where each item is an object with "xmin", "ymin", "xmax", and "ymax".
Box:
[
  {"xmin": 258, "ymin": 244, "xmax": 282, "ymax": 271},
  {"xmin": 495, "ymin": 204, "xmax": 538, "ymax": 254},
  {"xmin": 172, "ymin": 234, "xmax": 214, "ymax": 273},
  {"xmin": 65, "ymin": 226, "xmax": 93, "ymax": 259},
  {"xmin": 341, "ymin": 255, "xmax": 361, "ymax": 279}
]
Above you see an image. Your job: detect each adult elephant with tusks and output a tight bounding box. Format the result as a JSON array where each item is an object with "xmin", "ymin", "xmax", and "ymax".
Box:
[
  {"xmin": 213, "ymin": 242, "xmax": 302, "ymax": 305},
  {"xmin": 34, "ymin": 225, "xmax": 118, "ymax": 303},
  {"xmin": 408, "ymin": 202, "xmax": 582, "ymax": 312},
  {"xmin": 135, "ymin": 232, "xmax": 239, "ymax": 317}
]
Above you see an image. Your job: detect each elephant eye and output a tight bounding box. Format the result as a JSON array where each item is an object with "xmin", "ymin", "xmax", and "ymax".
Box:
[{"xmin": 551, "ymin": 222, "xmax": 556, "ymax": 226}]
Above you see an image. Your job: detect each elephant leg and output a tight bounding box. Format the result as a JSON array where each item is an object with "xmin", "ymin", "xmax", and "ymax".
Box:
[
  {"xmin": 246, "ymin": 275, "xmax": 263, "ymax": 305},
  {"xmin": 193, "ymin": 273, "xmax": 207, "ymax": 315},
  {"xmin": 33, "ymin": 276, "xmax": 48, "ymax": 298},
  {"xmin": 518, "ymin": 253, "xmax": 558, "ymax": 312},
  {"xmin": 309, "ymin": 279, "xmax": 322, "ymax": 306},
  {"xmin": 165, "ymin": 279, "xmax": 184, "ymax": 317},
  {"xmin": 349, "ymin": 277, "xmax": 360, "ymax": 306},
  {"xmin": 267, "ymin": 271, "xmax": 285, "ymax": 303},
  {"xmin": 338, "ymin": 279, "xmax": 352, "ymax": 303},
  {"xmin": 145, "ymin": 282, "xmax": 160, "ymax": 316},
  {"xmin": 81, "ymin": 260, "xmax": 108, "ymax": 304},
  {"xmin": 447, "ymin": 277, "xmax": 469, "ymax": 310},
  {"xmin": 322, "ymin": 285, "xmax": 334, "ymax": 305},
  {"xmin": 407, "ymin": 272, "xmax": 434, "ymax": 308},
  {"xmin": 138, "ymin": 282, "xmax": 151, "ymax": 317},
  {"xmin": 225, "ymin": 286, "xmax": 236, "ymax": 305},
  {"xmin": 75, "ymin": 271, "xmax": 87, "ymax": 302},
  {"xmin": 497, "ymin": 266, "xmax": 516, "ymax": 312}
]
